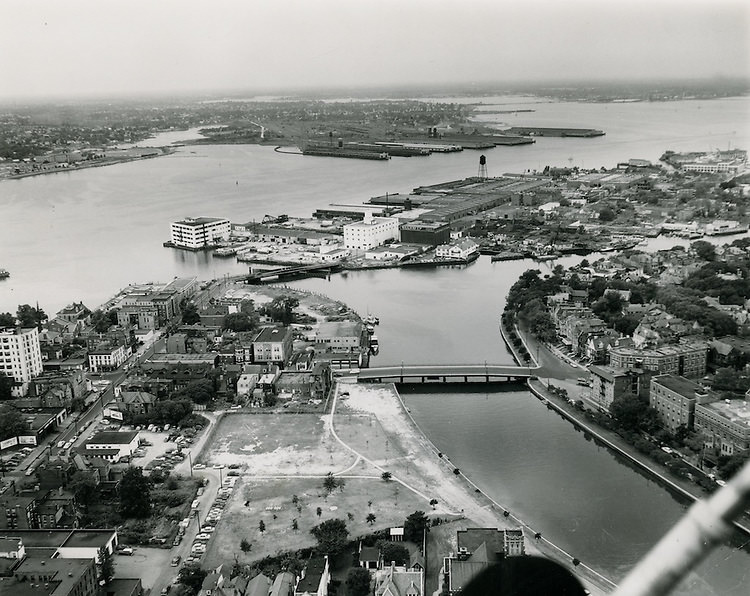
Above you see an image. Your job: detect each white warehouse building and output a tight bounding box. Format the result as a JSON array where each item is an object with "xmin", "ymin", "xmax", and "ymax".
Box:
[
  {"xmin": 0, "ymin": 326, "xmax": 43, "ymax": 397},
  {"xmin": 343, "ymin": 214, "xmax": 399, "ymax": 251},
  {"xmin": 170, "ymin": 217, "xmax": 231, "ymax": 249}
]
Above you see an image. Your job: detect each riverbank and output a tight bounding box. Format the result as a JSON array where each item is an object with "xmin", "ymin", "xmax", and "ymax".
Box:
[
  {"xmin": 500, "ymin": 315, "xmax": 750, "ymax": 538},
  {"xmin": 342, "ymin": 381, "xmax": 617, "ymax": 594}
]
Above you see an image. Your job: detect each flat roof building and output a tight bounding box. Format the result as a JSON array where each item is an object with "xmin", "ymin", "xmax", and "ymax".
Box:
[
  {"xmin": 170, "ymin": 217, "xmax": 231, "ymax": 249},
  {"xmin": 695, "ymin": 398, "xmax": 750, "ymax": 456},
  {"xmin": 343, "ymin": 214, "xmax": 399, "ymax": 251},
  {"xmin": 650, "ymin": 374, "xmax": 707, "ymax": 432}
]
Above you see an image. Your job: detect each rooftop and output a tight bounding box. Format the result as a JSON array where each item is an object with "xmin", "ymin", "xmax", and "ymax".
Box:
[
  {"xmin": 699, "ymin": 399, "xmax": 750, "ymax": 427},
  {"xmin": 172, "ymin": 217, "xmax": 228, "ymax": 226},
  {"xmin": 317, "ymin": 321, "xmax": 362, "ymax": 337},
  {"xmin": 254, "ymin": 326, "xmax": 290, "ymax": 343},
  {"xmin": 652, "ymin": 374, "xmax": 703, "ymax": 397},
  {"xmin": 86, "ymin": 431, "xmax": 138, "ymax": 445},
  {"xmin": 589, "ymin": 365, "xmax": 635, "ymax": 382}
]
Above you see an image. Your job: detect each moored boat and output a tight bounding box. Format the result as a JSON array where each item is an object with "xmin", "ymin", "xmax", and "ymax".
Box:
[{"xmin": 0, "ymin": 269, "xmax": 9, "ymax": 279}]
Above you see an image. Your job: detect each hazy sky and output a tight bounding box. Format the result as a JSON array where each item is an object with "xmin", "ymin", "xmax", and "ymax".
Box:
[{"xmin": 1, "ymin": 0, "xmax": 748, "ymax": 99}]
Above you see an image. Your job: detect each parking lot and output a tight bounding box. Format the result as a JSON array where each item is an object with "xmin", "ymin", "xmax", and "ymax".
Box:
[{"xmin": 113, "ymin": 545, "xmax": 175, "ymax": 589}]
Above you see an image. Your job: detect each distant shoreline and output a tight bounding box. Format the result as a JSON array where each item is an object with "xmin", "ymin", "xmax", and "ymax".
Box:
[{"xmin": 1, "ymin": 148, "xmax": 175, "ymax": 182}]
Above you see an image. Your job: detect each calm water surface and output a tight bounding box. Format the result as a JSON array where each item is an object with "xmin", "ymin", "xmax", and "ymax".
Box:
[{"xmin": 1, "ymin": 97, "xmax": 749, "ymax": 593}]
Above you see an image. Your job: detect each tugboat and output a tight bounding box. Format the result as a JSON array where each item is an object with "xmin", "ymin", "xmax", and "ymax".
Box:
[
  {"xmin": 366, "ymin": 324, "xmax": 375, "ymax": 335},
  {"xmin": 365, "ymin": 314, "xmax": 379, "ymax": 326},
  {"xmin": 369, "ymin": 335, "xmax": 379, "ymax": 354},
  {"xmin": 0, "ymin": 269, "xmax": 9, "ymax": 279}
]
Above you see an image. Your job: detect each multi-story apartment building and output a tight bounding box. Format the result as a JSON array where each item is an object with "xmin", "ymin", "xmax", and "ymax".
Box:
[
  {"xmin": 0, "ymin": 326, "xmax": 43, "ymax": 397},
  {"xmin": 649, "ymin": 374, "xmax": 707, "ymax": 432},
  {"xmin": 589, "ymin": 365, "xmax": 643, "ymax": 412},
  {"xmin": 170, "ymin": 217, "xmax": 231, "ymax": 249},
  {"xmin": 695, "ymin": 399, "xmax": 750, "ymax": 456},
  {"xmin": 343, "ymin": 214, "xmax": 399, "ymax": 251},
  {"xmin": 609, "ymin": 341, "xmax": 707, "ymax": 378}
]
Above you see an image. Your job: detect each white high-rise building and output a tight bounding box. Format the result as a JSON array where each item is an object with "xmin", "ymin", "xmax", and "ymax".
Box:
[
  {"xmin": 0, "ymin": 327, "xmax": 43, "ymax": 397},
  {"xmin": 170, "ymin": 217, "xmax": 231, "ymax": 249},
  {"xmin": 343, "ymin": 213, "xmax": 399, "ymax": 251}
]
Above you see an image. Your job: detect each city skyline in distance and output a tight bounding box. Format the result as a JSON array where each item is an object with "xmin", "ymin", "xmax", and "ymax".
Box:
[{"xmin": 1, "ymin": 0, "xmax": 748, "ymax": 101}]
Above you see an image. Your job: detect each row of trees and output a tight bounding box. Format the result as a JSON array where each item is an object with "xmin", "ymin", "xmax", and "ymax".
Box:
[{"xmin": 0, "ymin": 304, "xmax": 48, "ymax": 329}]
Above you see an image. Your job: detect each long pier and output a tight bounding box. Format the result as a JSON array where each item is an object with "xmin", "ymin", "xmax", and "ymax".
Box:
[{"xmin": 358, "ymin": 364, "xmax": 539, "ymax": 384}]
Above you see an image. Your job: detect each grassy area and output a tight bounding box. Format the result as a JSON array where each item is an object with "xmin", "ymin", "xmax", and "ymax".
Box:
[{"xmin": 199, "ymin": 412, "xmax": 430, "ymax": 568}]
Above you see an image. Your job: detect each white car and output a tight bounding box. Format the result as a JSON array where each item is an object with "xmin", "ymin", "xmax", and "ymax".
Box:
[
  {"xmin": 200, "ymin": 526, "xmax": 215, "ymax": 533},
  {"xmin": 191, "ymin": 544, "xmax": 206, "ymax": 553},
  {"xmin": 193, "ymin": 463, "xmax": 206, "ymax": 470},
  {"xmin": 195, "ymin": 533, "xmax": 212, "ymax": 541},
  {"xmin": 212, "ymin": 464, "xmax": 225, "ymax": 469}
]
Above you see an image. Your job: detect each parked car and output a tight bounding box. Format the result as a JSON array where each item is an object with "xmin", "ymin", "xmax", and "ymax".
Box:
[
  {"xmin": 170, "ymin": 555, "xmax": 181, "ymax": 567},
  {"xmin": 118, "ymin": 547, "xmax": 134, "ymax": 556},
  {"xmin": 195, "ymin": 533, "xmax": 211, "ymax": 541},
  {"xmin": 193, "ymin": 463, "xmax": 206, "ymax": 470}
]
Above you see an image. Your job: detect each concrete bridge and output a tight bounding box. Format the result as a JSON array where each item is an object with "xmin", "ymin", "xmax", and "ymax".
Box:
[{"xmin": 357, "ymin": 364, "xmax": 539, "ymax": 384}]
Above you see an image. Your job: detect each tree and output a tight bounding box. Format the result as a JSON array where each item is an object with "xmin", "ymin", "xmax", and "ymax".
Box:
[
  {"xmin": 182, "ymin": 303, "xmax": 201, "ymax": 325},
  {"xmin": 90, "ymin": 309, "xmax": 114, "ymax": 333},
  {"xmin": 366, "ymin": 513, "xmax": 376, "ymax": 525},
  {"xmin": 16, "ymin": 304, "xmax": 47, "ymax": 329},
  {"xmin": 316, "ymin": 506, "xmax": 322, "ymax": 518},
  {"xmin": 0, "ymin": 373, "xmax": 14, "ymax": 401},
  {"xmin": 259, "ymin": 519, "xmax": 266, "ymax": 534},
  {"xmin": 381, "ymin": 471, "xmax": 392, "ymax": 482},
  {"xmin": 292, "ymin": 494, "xmax": 299, "ymax": 507},
  {"xmin": 98, "ymin": 547, "xmax": 114, "ymax": 584},
  {"xmin": 310, "ymin": 518, "xmax": 349, "ymax": 555},
  {"xmin": 118, "ymin": 467, "xmax": 152, "ymax": 518},
  {"xmin": 0, "ymin": 405, "xmax": 27, "ymax": 441},
  {"xmin": 323, "ymin": 472, "xmax": 339, "ymax": 494},
  {"xmin": 691, "ymin": 240, "xmax": 716, "ymax": 262},
  {"xmin": 223, "ymin": 312, "xmax": 256, "ymax": 332},
  {"xmin": 178, "ymin": 564, "xmax": 208, "ymax": 596},
  {"xmin": 429, "ymin": 498, "xmax": 438, "ymax": 509},
  {"xmin": 609, "ymin": 392, "xmax": 647, "ymax": 433},
  {"xmin": 346, "ymin": 568, "xmax": 371, "ymax": 596},
  {"xmin": 598, "ymin": 206, "xmax": 616, "ymax": 222},
  {"xmin": 380, "ymin": 543, "xmax": 409, "ymax": 566},
  {"xmin": 717, "ymin": 452, "xmax": 749, "ymax": 480},
  {"xmin": 68, "ymin": 471, "xmax": 98, "ymax": 508},
  {"xmin": 292, "ymin": 519, "xmax": 298, "ymax": 532},
  {"xmin": 0, "ymin": 312, "xmax": 14, "ymax": 327},
  {"xmin": 240, "ymin": 538, "xmax": 252, "ymax": 553},
  {"xmin": 261, "ymin": 296, "xmax": 299, "ymax": 326},
  {"xmin": 178, "ymin": 379, "xmax": 215, "ymax": 404},
  {"xmin": 403, "ymin": 510, "xmax": 429, "ymax": 543}
]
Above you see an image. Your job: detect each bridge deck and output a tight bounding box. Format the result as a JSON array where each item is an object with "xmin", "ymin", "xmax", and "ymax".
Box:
[{"xmin": 358, "ymin": 364, "xmax": 539, "ymax": 383}]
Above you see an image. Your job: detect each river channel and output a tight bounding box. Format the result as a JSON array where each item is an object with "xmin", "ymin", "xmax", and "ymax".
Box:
[{"xmin": 1, "ymin": 97, "xmax": 749, "ymax": 593}]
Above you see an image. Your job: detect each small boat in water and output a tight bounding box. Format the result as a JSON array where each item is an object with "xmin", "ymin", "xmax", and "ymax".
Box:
[
  {"xmin": 370, "ymin": 335, "xmax": 379, "ymax": 353},
  {"xmin": 365, "ymin": 314, "xmax": 379, "ymax": 325},
  {"xmin": 0, "ymin": 269, "xmax": 9, "ymax": 279}
]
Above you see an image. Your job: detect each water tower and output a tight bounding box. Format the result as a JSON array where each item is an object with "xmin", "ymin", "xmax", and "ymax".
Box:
[{"xmin": 478, "ymin": 154, "xmax": 488, "ymax": 179}]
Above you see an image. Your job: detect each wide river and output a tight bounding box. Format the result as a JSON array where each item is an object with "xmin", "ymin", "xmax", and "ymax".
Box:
[{"xmin": 1, "ymin": 96, "xmax": 749, "ymax": 593}]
